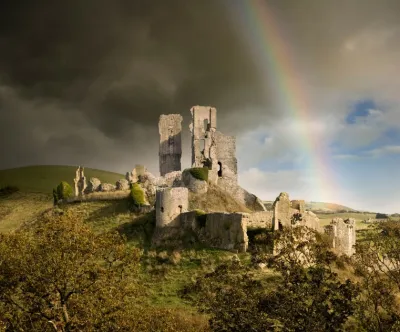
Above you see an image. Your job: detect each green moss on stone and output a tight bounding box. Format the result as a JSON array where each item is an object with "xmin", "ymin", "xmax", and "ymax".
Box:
[{"xmin": 187, "ymin": 167, "xmax": 208, "ymax": 181}]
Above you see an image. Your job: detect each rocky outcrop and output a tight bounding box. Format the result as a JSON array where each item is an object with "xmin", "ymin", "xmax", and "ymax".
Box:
[{"xmin": 85, "ymin": 177, "xmax": 101, "ymax": 193}]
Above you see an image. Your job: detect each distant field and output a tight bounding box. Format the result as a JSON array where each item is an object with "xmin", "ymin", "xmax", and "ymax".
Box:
[
  {"xmin": 0, "ymin": 165, "xmax": 124, "ymax": 193},
  {"xmin": 316, "ymin": 212, "xmax": 377, "ymax": 233},
  {"xmin": 263, "ymin": 200, "xmax": 357, "ymax": 213}
]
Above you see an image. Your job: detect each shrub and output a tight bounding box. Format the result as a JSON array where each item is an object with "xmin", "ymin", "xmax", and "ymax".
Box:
[
  {"xmin": 0, "ymin": 185, "xmax": 19, "ymax": 197},
  {"xmin": 130, "ymin": 183, "xmax": 146, "ymax": 207},
  {"xmin": 187, "ymin": 167, "xmax": 208, "ymax": 181},
  {"xmin": 56, "ymin": 181, "xmax": 73, "ymax": 200}
]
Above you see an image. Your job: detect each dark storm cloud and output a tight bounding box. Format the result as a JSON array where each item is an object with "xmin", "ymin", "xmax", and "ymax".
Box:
[
  {"xmin": 0, "ymin": 0, "xmax": 265, "ymax": 120},
  {"xmin": 2, "ymin": 0, "xmax": 400, "ymax": 174},
  {"xmin": 0, "ymin": 0, "xmax": 270, "ymax": 172}
]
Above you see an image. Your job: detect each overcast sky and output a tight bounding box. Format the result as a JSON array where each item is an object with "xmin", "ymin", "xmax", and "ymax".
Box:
[{"xmin": 0, "ymin": 0, "xmax": 399, "ymax": 213}]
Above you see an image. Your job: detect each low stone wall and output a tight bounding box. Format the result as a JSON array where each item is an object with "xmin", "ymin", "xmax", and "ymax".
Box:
[
  {"xmin": 202, "ymin": 212, "xmax": 248, "ymax": 252},
  {"xmin": 246, "ymin": 211, "xmax": 273, "ymax": 229},
  {"xmin": 63, "ymin": 190, "xmax": 131, "ymax": 203}
]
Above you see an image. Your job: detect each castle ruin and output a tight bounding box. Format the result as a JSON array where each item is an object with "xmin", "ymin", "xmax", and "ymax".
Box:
[{"xmin": 67, "ymin": 106, "xmax": 355, "ymax": 257}]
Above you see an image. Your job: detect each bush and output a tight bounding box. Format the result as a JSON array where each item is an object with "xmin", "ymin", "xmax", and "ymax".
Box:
[
  {"xmin": 56, "ymin": 181, "xmax": 73, "ymax": 200},
  {"xmin": 0, "ymin": 185, "xmax": 19, "ymax": 197},
  {"xmin": 187, "ymin": 167, "xmax": 208, "ymax": 181},
  {"xmin": 130, "ymin": 183, "xmax": 146, "ymax": 207}
]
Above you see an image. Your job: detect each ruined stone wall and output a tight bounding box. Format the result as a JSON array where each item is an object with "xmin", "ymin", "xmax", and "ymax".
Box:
[
  {"xmin": 159, "ymin": 114, "xmax": 183, "ymax": 176},
  {"xmin": 189, "ymin": 106, "xmax": 218, "ymax": 178},
  {"xmin": 203, "ymin": 212, "xmax": 248, "ymax": 252},
  {"xmin": 273, "ymin": 192, "xmax": 292, "ymax": 230},
  {"xmin": 65, "ymin": 190, "xmax": 131, "ymax": 203},
  {"xmin": 127, "ymin": 164, "xmax": 147, "ymax": 183},
  {"xmin": 247, "ymin": 211, "xmax": 273, "ymax": 229},
  {"xmin": 324, "ymin": 218, "xmax": 356, "ymax": 256},
  {"xmin": 299, "ymin": 211, "xmax": 321, "ymax": 232},
  {"xmin": 214, "ymin": 130, "xmax": 237, "ymax": 184},
  {"xmin": 291, "ymin": 200, "xmax": 305, "ymax": 214},
  {"xmin": 155, "ymin": 187, "xmax": 188, "ymax": 228}
]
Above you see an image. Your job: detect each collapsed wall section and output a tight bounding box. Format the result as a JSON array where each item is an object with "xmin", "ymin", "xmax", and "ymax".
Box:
[
  {"xmin": 159, "ymin": 114, "xmax": 183, "ymax": 176},
  {"xmin": 247, "ymin": 211, "xmax": 273, "ymax": 229},
  {"xmin": 203, "ymin": 212, "xmax": 249, "ymax": 252}
]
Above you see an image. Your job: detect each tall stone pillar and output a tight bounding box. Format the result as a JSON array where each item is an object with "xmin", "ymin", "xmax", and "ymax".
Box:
[{"xmin": 159, "ymin": 114, "xmax": 183, "ymax": 176}]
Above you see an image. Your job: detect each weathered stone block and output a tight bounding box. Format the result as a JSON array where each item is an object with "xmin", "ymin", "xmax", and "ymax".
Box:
[
  {"xmin": 273, "ymin": 192, "xmax": 291, "ymax": 230},
  {"xmin": 99, "ymin": 183, "xmax": 116, "ymax": 192},
  {"xmin": 202, "ymin": 212, "xmax": 248, "ymax": 252},
  {"xmin": 85, "ymin": 177, "xmax": 101, "ymax": 193}
]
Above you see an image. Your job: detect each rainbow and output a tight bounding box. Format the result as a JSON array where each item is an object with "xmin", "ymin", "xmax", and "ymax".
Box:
[{"xmin": 228, "ymin": 0, "xmax": 340, "ymax": 202}]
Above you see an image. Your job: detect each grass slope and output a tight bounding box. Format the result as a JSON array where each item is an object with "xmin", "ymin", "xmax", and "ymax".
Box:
[
  {"xmin": 0, "ymin": 165, "xmax": 124, "ymax": 193},
  {"xmin": 0, "ymin": 192, "xmax": 53, "ymax": 233}
]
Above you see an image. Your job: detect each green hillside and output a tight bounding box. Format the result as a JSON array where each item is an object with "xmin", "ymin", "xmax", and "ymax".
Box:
[{"xmin": 0, "ymin": 165, "xmax": 124, "ymax": 194}]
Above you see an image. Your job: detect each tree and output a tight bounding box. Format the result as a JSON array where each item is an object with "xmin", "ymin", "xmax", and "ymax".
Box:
[
  {"xmin": 184, "ymin": 226, "xmax": 359, "ymax": 332},
  {"xmin": 353, "ymin": 221, "xmax": 400, "ymax": 331},
  {"xmin": 0, "ymin": 209, "xmax": 142, "ymax": 331}
]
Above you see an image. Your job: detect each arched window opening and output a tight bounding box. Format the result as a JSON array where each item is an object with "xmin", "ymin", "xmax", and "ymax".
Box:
[{"xmin": 161, "ymin": 207, "xmax": 164, "ymax": 213}]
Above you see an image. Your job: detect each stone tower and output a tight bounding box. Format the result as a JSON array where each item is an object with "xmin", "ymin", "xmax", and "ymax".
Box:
[{"xmin": 159, "ymin": 114, "xmax": 183, "ymax": 176}]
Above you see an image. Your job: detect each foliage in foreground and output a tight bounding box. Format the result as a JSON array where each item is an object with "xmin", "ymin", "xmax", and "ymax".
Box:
[
  {"xmin": 353, "ymin": 221, "xmax": 400, "ymax": 331},
  {"xmin": 184, "ymin": 226, "xmax": 360, "ymax": 332},
  {"xmin": 0, "ymin": 210, "xmax": 208, "ymax": 332}
]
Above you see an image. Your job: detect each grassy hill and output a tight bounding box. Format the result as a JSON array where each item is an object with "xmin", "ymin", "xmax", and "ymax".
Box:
[{"xmin": 0, "ymin": 165, "xmax": 124, "ymax": 193}]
